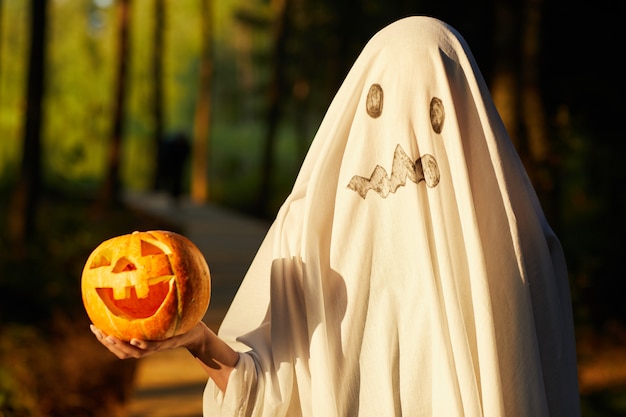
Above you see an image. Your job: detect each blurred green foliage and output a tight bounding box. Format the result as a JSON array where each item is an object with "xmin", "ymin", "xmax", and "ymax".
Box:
[{"xmin": 0, "ymin": 0, "xmax": 270, "ymax": 187}]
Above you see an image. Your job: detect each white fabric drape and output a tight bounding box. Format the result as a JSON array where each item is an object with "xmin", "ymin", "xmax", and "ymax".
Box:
[{"xmin": 203, "ymin": 16, "xmax": 580, "ymax": 417}]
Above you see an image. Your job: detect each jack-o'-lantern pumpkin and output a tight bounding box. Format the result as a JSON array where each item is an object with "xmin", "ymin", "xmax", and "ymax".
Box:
[{"xmin": 81, "ymin": 230, "xmax": 211, "ymax": 341}]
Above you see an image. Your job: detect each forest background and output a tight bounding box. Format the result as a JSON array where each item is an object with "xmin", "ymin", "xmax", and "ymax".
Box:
[{"xmin": 0, "ymin": 0, "xmax": 624, "ymax": 416}]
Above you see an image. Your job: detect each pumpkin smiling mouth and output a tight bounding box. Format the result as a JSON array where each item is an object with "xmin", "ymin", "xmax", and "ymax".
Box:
[{"xmin": 96, "ymin": 277, "xmax": 175, "ymax": 319}]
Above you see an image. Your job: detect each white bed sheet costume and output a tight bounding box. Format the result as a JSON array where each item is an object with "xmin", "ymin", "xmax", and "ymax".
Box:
[{"xmin": 203, "ymin": 16, "xmax": 580, "ymax": 417}]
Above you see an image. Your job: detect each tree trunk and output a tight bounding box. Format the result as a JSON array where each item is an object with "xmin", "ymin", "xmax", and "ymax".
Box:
[
  {"xmin": 491, "ymin": 0, "xmax": 556, "ymax": 225},
  {"xmin": 0, "ymin": 0, "xmax": 3, "ymax": 103},
  {"xmin": 491, "ymin": 0, "xmax": 521, "ymax": 148},
  {"xmin": 257, "ymin": 0, "xmax": 289, "ymax": 216},
  {"xmin": 190, "ymin": 0, "xmax": 213, "ymax": 204},
  {"xmin": 101, "ymin": 0, "xmax": 130, "ymax": 207},
  {"xmin": 152, "ymin": 0, "xmax": 165, "ymax": 191},
  {"xmin": 520, "ymin": 0, "xmax": 558, "ymax": 226},
  {"xmin": 7, "ymin": 0, "xmax": 47, "ymax": 251}
]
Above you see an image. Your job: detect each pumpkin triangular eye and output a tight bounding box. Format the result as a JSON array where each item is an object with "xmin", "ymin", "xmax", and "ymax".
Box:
[
  {"xmin": 141, "ymin": 240, "xmax": 166, "ymax": 256},
  {"xmin": 112, "ymin": 257, "xmax": 137, "ymax": 273},
  {"xmin": 90, "ymin": 252, "xmax": 111, "ymax": 269}
]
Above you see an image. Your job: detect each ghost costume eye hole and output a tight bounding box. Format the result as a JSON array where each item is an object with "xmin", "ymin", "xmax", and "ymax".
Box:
[
  {"xmin": 366, "ymin": 84, "xmax": 384, "ymax": 118},
  {"xmin": 430, "ymin": 97, "xmax": 445, "ymax": 133}
]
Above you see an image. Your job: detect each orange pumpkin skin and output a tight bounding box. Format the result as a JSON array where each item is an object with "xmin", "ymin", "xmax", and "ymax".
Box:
[{"xmin": 81, "ymin": 230, "xmax": 211, "ymax": 341}]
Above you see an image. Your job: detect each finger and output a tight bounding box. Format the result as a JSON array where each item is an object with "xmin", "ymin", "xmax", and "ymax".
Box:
[
  {"xmin": 93, "ymin": 331, "xmax": 144, "ymax": 359},
  {"xmin": 102, "ymin": 335, "xmax": 147, "ymax": 359},
  {"xmin": 90, "ymin": 324, "xmax": 105, "ymax": 341},
  {"xmin": 129, "ymin": 338, "xmax": 150, "ymax": 349},
  {"xmin": 90, "ymin": 325, "xmax": 133, "ymax": 359},
  {"xmin": 130, "ymin": 334, "xmax": 185, "ymax": 352}
]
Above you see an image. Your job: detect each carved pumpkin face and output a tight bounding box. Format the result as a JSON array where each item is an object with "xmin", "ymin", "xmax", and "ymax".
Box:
[{"xmin": 81, "ymin": 230, "xmax": 211, "ymax": 341}]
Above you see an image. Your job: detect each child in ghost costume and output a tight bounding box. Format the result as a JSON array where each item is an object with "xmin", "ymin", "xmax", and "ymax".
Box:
[
  {"xmin": 203, "ymin": 15, "xmax": 581, "ymax": 416},
  {"xmin": 92, "ymin": 16, "xmax": 581, "ymax": 417}
]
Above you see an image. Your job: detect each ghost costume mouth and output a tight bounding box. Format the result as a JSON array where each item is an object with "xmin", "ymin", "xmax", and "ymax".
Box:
[{"xmin": 96, "ymin": 277, "xmax": 175, "ymax": 319}]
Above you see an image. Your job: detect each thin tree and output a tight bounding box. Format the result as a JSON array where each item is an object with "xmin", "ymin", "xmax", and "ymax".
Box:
[
  {"xmin": 257, "ymin": 0, "xmax": 289, "ymax": 216},
  {"xmin": 490, "ymin": 0, "xmax": 555, "ymax": 224},
  {"xmin": 101, "ymin": 0, "xmax": 131, "ymax": 207},
  {"xmin": 190, "ymin": 0, "xmax": 213, "ymax": 204},
  {"xmin": 520, "ymin": 0, "xmax": 558, "ymax": 226},
  {"xmin": 152, "ymin": 0, "xmax": 165, "ymax": 191},
  {"xmin": 0, "ymin": 0, "xmax": 3, "ymax": 104},
  {"xmin": 491, "ymin": 0, "xmax": 520, "ymax": 147},
  {"xmin": 7, "ymin": 0, "xmax": 48, "ymax": 250}
]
